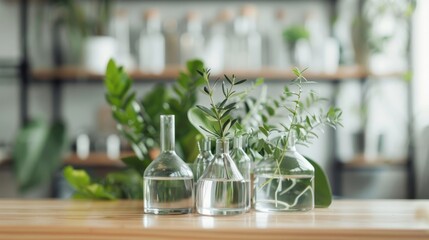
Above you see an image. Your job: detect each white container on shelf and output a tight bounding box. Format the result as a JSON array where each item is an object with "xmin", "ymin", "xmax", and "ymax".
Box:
[
  {"xmin": 269, "ymin": 9, "xmax": 290, "ymax": 69},
  {"xmin": 206, "ymin": 9, "xmax": 232, "ymax": 74},
  {"xmin": 227, "ymin": 5, "xmax": 262, "ymax": 70},
  {"xmin": 324, "ymin": 37, "xmax": 340, "ymax": 73},
  {"xmin": 110, "ymin": 9, "xmax": 135, "ymax": 71},
  {"xmin": 83, "ymin": 36, "xmax": 117, "ymax": 74},
  {"xmin": 180, "ymin": 11, "xmax": 205, "ymax": 65},
  {"xmin": 138, "ymin": 9, "xmax": 165, "ymax": 74}
]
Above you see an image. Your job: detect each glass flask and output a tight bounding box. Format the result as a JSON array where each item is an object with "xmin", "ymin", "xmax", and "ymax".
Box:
[
  {"xmin": 196, "ymin": 139, "xmax": 247, "ymax": 216},
  {"xmin": 194, "ymin": 138, "xmax": 214, "ymax": 181},
  {"xmin": 143, "ymin": 115, "xmax": 194, "ymax": 215},
  {"xmin": 254, "ymin": 142, "xmax": 315, "ymax": 212},
  {"xmin": 230, "ymin": 136, "xmax": 252, "ymax": 211}
]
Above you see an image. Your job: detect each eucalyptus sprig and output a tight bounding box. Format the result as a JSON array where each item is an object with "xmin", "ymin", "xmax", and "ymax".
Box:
[{"xmin": 194, "ymin": 69, "xmax": 248, "ymax": 140}]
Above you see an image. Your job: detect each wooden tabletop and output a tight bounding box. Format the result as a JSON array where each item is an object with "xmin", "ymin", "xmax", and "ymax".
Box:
[{"xmin": 0, "ymin": 200, "xmax": 428, "ymax": 240}]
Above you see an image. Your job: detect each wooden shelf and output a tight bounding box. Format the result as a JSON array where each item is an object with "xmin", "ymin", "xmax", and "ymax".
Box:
[
  {"xmin": 340, "ymin": 154, "xmax": 407, "ymax": 169},
  {"xmin": 31, "ymin": 65, "xmax": 383, "ymax": 82},
  {"xmin": 0, "ymin": 152, "xmax": 136, "ymax": 168},
  {"xmin": 63, "ymin": 152, "xmax": 134, "ymax": 168}
]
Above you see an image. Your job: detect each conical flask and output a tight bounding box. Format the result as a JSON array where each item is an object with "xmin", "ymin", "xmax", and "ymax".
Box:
[
  {"xmin": 196, "ymin": 138, "xmax": 247, "ymax": 215},
  {"xmin": 143, "ymin": 115, "xmax": 194, "ymax": 214}
]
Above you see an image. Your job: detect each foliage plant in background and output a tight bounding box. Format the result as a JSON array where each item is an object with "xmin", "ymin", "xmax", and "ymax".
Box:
[
  {"xmin": 13, "ymin": 120, "xmax": 68, "ymax": 192},
  {"xmin": 283, "ymin": 25, "xmax": 310, "ymax": 48},
  {"xmin": 64, "ymin": 59, "xmax": 205, "ymax": 199}
]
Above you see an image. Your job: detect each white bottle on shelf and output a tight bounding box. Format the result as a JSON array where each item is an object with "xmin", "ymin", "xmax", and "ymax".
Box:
[
  {"xmin": 227, "ymin": 5, "xmax": 262, "ymax": 71},
  {"xmin": 304, "ymin": 11, "xmax": 324, "ymax": 72},
  {"xmin": 138, "ymin": 9, "xmax": 165, "ymax": 74},
  {"xmin": 269, "ymin": 9, "xmax": 290, "ymax": 69},
  {"xmin": 180, "ymin": 11, "xmax": 205, "ymax": 65},
  {"xmin": 163, "ymin": 19, "xmax": 180, "ymax": 66},
  {"xmin": 109, "ymin": 9, "xmax": 135, "ymax": 70},
  {"xmin": 206, "ymin": 9, "xmax": 233, "ymax": 74}
]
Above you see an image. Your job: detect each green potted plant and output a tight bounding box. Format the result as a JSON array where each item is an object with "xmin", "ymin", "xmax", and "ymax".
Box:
[
  {"xmin": 39, "ymin": 0, "xmax": 114, "ymax": 72},
  {"xmin": 283, "ymin": 25, "xmax": 310, "ymax": 66}
]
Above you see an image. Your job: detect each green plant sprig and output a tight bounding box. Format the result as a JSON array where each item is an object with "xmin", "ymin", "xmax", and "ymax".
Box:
[
  {"xmin": 195, "ymin": 69, "xmax": 247, "ymax": 140},
  {"xmin": 253, "ymin": 67, "xmax": 342, "ymax": 189}
]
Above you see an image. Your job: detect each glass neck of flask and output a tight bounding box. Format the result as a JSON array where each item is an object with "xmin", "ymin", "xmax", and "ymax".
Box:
[
  {"xmin": 160, "ymin": 115, "xmax": 175, "ymax": 152},
  {"xmin": 286, "ymin": 132, "xmax": 297, "ymax": 151},
  {"xmin": 233, "ymin": 136, "xmax": 243, "ymax": 149},
  {"xmin": 215, "ymin": 139, "xmax": 229, "ymax": 155}
]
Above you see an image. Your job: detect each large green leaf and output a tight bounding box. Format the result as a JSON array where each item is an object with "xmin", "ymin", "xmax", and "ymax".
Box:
[
  {"xmin": 187, "ymin": 106, "xmax": 219, "ymax": 138},
  {"xmin": 306, "ymin": 157, "xmax": 333, "ymax": 208},
  {"xmin": 13, "ymin": 120, "xmax": 67, "ymax": 192}
]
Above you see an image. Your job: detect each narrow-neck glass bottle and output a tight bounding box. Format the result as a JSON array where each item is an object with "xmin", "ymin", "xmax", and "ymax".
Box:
[
  {"xmin": 230, "ymin": 136, "xmax": 252, "ymax": 211},
  {"xmin": 194, "ymin": 138, "xmax": 214, "ymax": 181},
  {"xmin": 143, "ymin": 115, "xmax": 194, "ymax": 214},
  {"xmin": 196, "ymin": 138, "xmax": 247, "ymax": 215}
]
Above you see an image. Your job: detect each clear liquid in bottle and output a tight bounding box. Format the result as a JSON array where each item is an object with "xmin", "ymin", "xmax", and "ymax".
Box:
[
  {"xmin": 143, "ymin": 115, "xmax": 194, "ymax": 214},
  {"xmin": 196, "ymin": 139, "xmax": 247, "ymax": 215},
  {"xmin": 144, "ymin": 176, "xmax": 194, "ymax": 214}
]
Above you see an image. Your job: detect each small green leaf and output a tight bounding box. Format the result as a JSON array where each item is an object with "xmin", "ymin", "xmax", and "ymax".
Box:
[
  {"xmin": 234, "ymin": 79, "xmax": 247, "ymax": 85},
  {"xmin": 255, "ymin": 78, "xmax": 264, "ymax": 86},
  {"xmin": 223, "ymin": 102, "xmax": 236, "ymax": 110},
  {"xmin": 224, "ymin": 74, "xmax": 232, "ymax": 85},
  {"xmin": 259, "ymin": 126, "xmax": 269, "ymax": 137},
  {"xmin": 203, "ymin": 86, "xmax": 210, "ymax": 95},
  {"xmin": 222, "ymin": 81, "xmax": 227, "ymax": 97},
  {"xmin": 220, "ymin": 108, "xmax": 234, "ymax": 119},
  {"xmin": 63, "ymin": 166, "xmax": 90, "ymax": 190},
  {"xmin": 196, "ymin": 105, "xmax": 217, "ymax": 119},
  {"xmin": 266, "ymin": 106, "xmax": 275, "ymax": 116},
  {"xmin": 219, "ymin": 99, "xmax": 228, "ymax": 109}
]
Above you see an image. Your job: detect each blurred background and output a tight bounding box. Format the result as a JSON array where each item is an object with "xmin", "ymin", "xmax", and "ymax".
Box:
[{"xmin": 0, "ymin": 0, "xmax": 428, "ymax": 200}]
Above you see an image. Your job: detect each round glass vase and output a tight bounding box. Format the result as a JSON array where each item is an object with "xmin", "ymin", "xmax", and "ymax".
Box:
[
  {"xmin": 143, "ymin": 115, "xmax": 194, "ymax": 215},
  {"xmin": 196, "ymin": 138, "xmax": 248, "ymax": 216},
  {"xmin": 254, "ymin": 144, "xmax": 315, "ymax": 212}
]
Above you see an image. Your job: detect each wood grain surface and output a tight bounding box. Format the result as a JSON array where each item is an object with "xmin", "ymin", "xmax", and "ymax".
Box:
[{"xmin": 0, "ymin": 200, "xmax": 428, "ymax": 240}]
